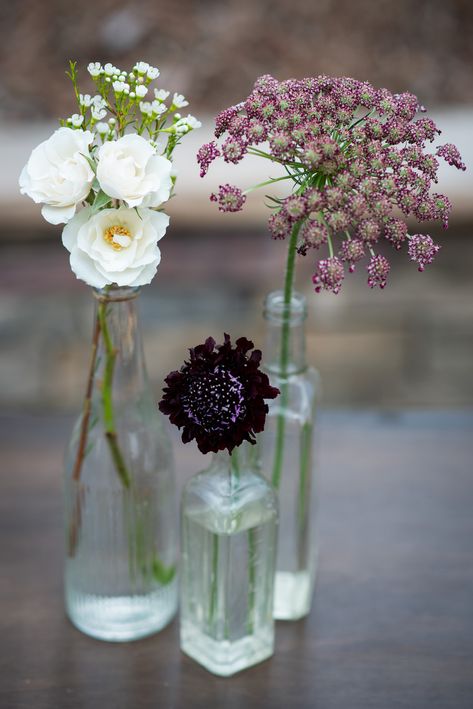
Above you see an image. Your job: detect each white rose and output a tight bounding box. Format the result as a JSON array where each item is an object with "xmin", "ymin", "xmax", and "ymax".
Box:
[
  {"xmin": 62, "ymin": 206, "xmax": 169, "ymax": 288},
  {"xmin": 96, "ymin": 135, "xmax": 172, "ymax": 208},
  {"xmin": 19, "ymin": 127, "xmax": 94, "ymax": 225}
]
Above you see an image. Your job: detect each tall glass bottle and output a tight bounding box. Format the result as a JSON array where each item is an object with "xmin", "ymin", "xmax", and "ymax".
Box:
[
  {"xmin": 260, "ymin": 290, "xmax": 320, "ymax": 620},
  {"xmin": 180, "ymin": 444, "xmax": 278, "ymax": 676},
  {"xmin": 64, "ymin": 286, "xmax": 178, "ymax": 641}
]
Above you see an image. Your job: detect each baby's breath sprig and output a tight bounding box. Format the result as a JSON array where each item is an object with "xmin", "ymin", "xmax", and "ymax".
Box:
[{"xmin": 62, "ymin": 61, "xmax": 201, "ymax": 159}]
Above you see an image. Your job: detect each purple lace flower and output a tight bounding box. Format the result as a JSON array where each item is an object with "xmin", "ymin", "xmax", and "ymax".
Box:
[
  {"xmin": 436, "ymin": 144, "xmax": 466, "ymax": 171},
  {"xmin": 210, "ymin": 184, "xmax": 246, "ymax": 213},
  {"xmin": 312, "ymin": 257, "xmax": 345, "ymax": 294},
  {"xmin": 268, "ymin": 210, "xmax": 292, "ymax": 240},
  {"xmin": 384, "ymin": 217, "xmax": 408, "ymax": 250},
  {"xmin": 339, "ymin": 239, "xmax": 365, "ymax": 272},
  {"xmin": 367, "ymin": 254, "xmax": 390, "ymax": 289},
  {"xmin": 198, "ymin": 73, "xmax": 465, "ymax": 293},
  {"xmin": 408, "ymin": 234, "xmax": 441, "ymax": 271},
  {"xmin": 196, "ymin": 141, "xmax": 221, "ymax": 178},
  {"xmin": 159, "ymin": 334, "xmax": 279, "ymax": 454}
]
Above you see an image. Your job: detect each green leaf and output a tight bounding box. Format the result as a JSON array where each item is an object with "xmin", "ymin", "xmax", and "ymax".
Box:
[
  {"xmin": 92, "ymin": 190, "xmax": 112, "ymax": 211},
  {"xmin": 81, "ymin": 153, "xmax": 97, "ymax": 174},
  {"xmin": 152, "ymin": 557, "xmax": 176, "ymax": 586}
]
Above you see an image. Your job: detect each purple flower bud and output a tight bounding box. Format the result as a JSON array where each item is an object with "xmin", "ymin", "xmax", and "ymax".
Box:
[
  {"xmin": 312, "ymin": 257, "xmax": 345, "ymax": 294},
  {"xmin": 210, "ymin": 184, "xmax": 246, "ymax": 213},
  {"xmin": 436, "ymin": 144, "xmax": 466, "ymax": 171},
  {"xmin": 384, "ymin": 217, "xmax": 408, "ymax": 250},
  {"xmin": 367, "ymin": 254, "xmax": 390, "ymax": 288},
  {"xmin": 408, "ymin": 234, "xmax": 441, "ymax": 271},
  {"xmin": 196, "ymin": 141, "xmax": 221, "ymax": 178},
  {"xmin": 339, "ymin": 238, "xmax": 365, "ymax": 272}
]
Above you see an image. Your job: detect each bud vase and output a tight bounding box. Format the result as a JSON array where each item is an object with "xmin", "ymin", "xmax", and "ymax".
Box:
[
  {"xmin": 180, "ymin": 443, "xmax": 278, "ymax": 676},
  {"xmin": 260, "ymin": 290, "xmax": 320, "ymax": 620},
  {"xmin": 64, "ymin": 286, "xmax": 178, "ymax": 641}
]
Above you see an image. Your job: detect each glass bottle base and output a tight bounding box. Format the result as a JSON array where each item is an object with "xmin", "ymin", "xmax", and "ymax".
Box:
[
  {"xmin": 66, "ymin": 582, "xmax": 177, "ymax": 642},
  {"xmin": 180, "ymin": 621, "xmax": 274, "ymax": 677},
  {"xmin": 273, "ymin": 570, "xmax": 313, "ymax": 620}
]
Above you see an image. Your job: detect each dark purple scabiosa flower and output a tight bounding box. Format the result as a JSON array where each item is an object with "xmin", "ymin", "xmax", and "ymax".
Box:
[
  {"xmin": 159, "ymin": 335, "xmax": 279, "ymax": 454},
  {"xmin": 408, "ymin": 234, "xmax": 441, "ymax": 271},
  {"xmin": 210, "ymin": 184, "xmax": 246, "ymax": 213},
  {"xmin": 197, "ymin": 73, "xmax": 466, "ymax": 294}
]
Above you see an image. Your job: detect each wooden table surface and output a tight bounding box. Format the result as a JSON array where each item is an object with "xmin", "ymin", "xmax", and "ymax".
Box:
[{"xmin": 1, "ymin": 410, "xmax": 473, "ymax": 709}]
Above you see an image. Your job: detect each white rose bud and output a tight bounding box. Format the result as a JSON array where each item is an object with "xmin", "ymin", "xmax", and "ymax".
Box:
[
  {"xmin": 62, "ymin": 206, "xmax": 169, "ymax": 288},
  {"xmin": 96, "ymin": 134, "xmax": 173, "ymax": 208},
  {"xmin": 19, "ymin": 127, "xmax": 94, "ymax": 225}
]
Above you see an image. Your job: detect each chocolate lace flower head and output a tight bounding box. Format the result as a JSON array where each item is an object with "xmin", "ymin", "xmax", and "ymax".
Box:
[
  {"xmin": 197, "ymin": 74, "xmax": 466, "ymax": 294},
  {"xmin": 159, "ymin": 334, "xmax": 279, "ymax": 454}
]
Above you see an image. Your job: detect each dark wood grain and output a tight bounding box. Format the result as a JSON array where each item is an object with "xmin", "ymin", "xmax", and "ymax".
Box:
[{"xmin": 1, "ymin": 411, "xmax": 473, "ymax": 709}]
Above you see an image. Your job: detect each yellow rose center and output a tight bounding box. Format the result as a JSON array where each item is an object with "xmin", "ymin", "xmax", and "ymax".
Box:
[{"xmin": 103, "ymin": 225, "xmax": 132, "ymax": 251}]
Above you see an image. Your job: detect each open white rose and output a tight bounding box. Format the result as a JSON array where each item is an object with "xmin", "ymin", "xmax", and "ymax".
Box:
[
  {"xmin": 19, "ymin": 127, "xmax": 94, "ymax": 225},
  {"xmin": 62, "ymin": 206, "xmax": 169, "ymax": 288},
  {"xmin": 96, "ymin": 134, "xmax": 173, "ymax": 208}
]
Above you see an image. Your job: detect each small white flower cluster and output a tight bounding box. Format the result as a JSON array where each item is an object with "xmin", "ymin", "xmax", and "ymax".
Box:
[{"xmin": 18, "ymin": 60, "xmax": 200, "ymax": 288}]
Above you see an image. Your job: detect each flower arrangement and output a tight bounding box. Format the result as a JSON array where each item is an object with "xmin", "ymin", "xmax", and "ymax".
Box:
[
  {"xmin": 19, "ymin": 61, "xmax": 200, "ymax": 563},
  {"xmin": 198, "ymin": 74, "xmax": 465, "ymax": 294},
  {"xmin": 159, "ymin": 334, "xmax": 279, "ymax": 453},
  {"xmin": 20, "ymin": 60, "xmax": 200, "ymax": 288},
  {"xmin": 160, "ymin": 334, "xmax": 279, "ymax": 675},
  {"xmin": 197, "ymin": 74, "xmax": 466, "ymax": 493}
]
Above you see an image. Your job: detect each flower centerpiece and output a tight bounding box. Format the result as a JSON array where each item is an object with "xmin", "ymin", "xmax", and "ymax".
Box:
[
  {"xmin": 197, "ymin": 74, "xmax": 466, "ymax": 619},
  {"xmin": 159, "ymin": 334, "xmax": 280, "ymax": 676},
  {"xmin": 19, "ymin": 60, "xmax": 201, "ymax": 641}
]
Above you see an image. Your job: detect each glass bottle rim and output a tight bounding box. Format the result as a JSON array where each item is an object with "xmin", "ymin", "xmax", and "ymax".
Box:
[
  {"xmin": 263, "ymin": 290, "xmax": 307, "ymax": 324},
  {"xmin": 93, "ymin": 285, "xmax": 141, "ymax": 303}
]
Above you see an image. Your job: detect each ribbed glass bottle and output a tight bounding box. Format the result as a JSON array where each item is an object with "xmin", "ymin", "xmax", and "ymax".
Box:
[
  {"xmin": 180, "ymin": 444, "xmax": 278, "ymax": 676},
  {"xmin": 64, "ymin": 286, "xmax": 178, "ymax": 641},
  {"xmin": 260, "ymin": 290, "xmax": 320, "ymax": 620}
]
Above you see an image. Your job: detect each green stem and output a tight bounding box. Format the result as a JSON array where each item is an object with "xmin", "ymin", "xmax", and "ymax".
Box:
[
  {"xmin": 97, "ymin": 301, "xmax": 131, "ymax": 489},
  {"xmin": 208, "ymin": 534, "xmax": 219, "ymax": 629},
  {"xmin": 271, "ymin": 220, "xmax": 303, "ymax": 488}
]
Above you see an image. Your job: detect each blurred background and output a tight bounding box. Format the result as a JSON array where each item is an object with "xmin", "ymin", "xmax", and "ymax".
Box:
[{"xmin": 1, "ymin": 0, "xmax": 473, "ymax": 413}]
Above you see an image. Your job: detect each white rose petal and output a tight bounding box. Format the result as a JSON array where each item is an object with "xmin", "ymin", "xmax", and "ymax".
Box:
[
  {"xmin": 62, "ymin": 206, "xmax": 169, "ymax": 287},
  {"xmin": 19, "ymin": 127, "xmax": 94, "ymax": 225},
  {"xmin": 96, "ymin": 134, "xmax": 173, "ymax": 208}
]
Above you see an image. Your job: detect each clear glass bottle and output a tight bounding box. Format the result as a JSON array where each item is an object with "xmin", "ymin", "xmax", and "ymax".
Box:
[
  {"xmin": 260, "ymin": 290, "xmax": 320, "ymax": 620},
  {"xmin": 64, "ymin": 286, "xmax": 178, "ymax": 641},
  {"xmin": 180, "ymin": 443, "xmax": 278, "ymax": 676}
]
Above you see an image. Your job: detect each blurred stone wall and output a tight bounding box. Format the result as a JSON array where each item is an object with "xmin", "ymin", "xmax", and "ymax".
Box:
[{"xmin": 1, "ymin": 0, "xmax": 473, "ymax": 120}]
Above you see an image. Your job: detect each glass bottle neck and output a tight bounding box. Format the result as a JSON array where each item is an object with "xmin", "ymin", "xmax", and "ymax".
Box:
[
  {"xmin": 211, "ymin": 442, "xmax": 259, "ymax": 479},
  {"xmin": 92, "ymin": 286, "xmax": 149, "ymax": 401},
  {"xmin": 263, "ymin": 290, "xmax": 307, "ymax": 376}
]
